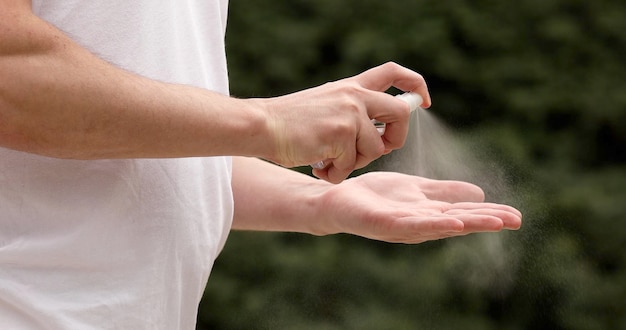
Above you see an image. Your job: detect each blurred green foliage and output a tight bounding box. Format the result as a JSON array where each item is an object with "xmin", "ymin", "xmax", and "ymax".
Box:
[{"xmin": 198, "ymin": 0, "xmax": 626, "ymax": 328}]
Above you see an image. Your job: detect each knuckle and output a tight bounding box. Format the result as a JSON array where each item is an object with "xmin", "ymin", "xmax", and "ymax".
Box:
[
  {"xmin": 329, "ymin": 120, "xmax": 355, "ymax": 139},
  {"xmin": 337, "ymin": 84, "xmax": 365, "ymax": 104},
  {"xmin": 381, "ymin": 61, "xmax": 401, "ymax": 71},
  {"xmin": 381, "ymin": 61, "xmax": 407, "ymax": 77},
  {"xmin": 342, "ymin": 97, "xmax": 361, "ymax": 115}
]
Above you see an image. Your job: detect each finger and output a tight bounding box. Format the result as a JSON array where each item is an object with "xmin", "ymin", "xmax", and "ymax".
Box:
[
  {"xmin": 450, "ymin": 214, "xmax": 505, "ymax": 233},
  {"xmin": 446, "ymin": 203, "xmax": 522, "ymax": 230},
  {"xmin": 310, "ymin": 158, "xmax": 350, "ymax": 184},
  {"xmin": 353, "ymin": 120, "xmax": 386, "ymax": 169},
  {"xmin": 375, "ymin": 216, "xmax": 465, "ymax": 242},
  {"xmin": 325, "ymin": 167, "xmax": 351, "ymax": 184},
  {"xmin": 420, "ymin": 216, "xmax": 465, "ymax": 233},
  {"xmin": 380, "ymin": 120, "xmax": 410, "ymax": 151},
  {"xmin": 326, "ymin": 116, "xmax": 388, "ymax": 181},
  {"xmin": 451, "ymin": 202, "xmax": 523, "ymax": 219},
  {"xmin": 311, "ymin": 166, "xmax": 330, "ymax": 182},
  {"xmin": 355, "ymin": 62, "xmax": 432, "ymax": 108},
  {"xmin": 326, "ymin": 149, "xmax": 355, "ymax": 184},
  {"xmin": 445, "ymin": 208, "xmax": 521, "ymax": 230},
  {"xmin": 362, "ymin": 93, "xmax": 411, "ymax": 151}
]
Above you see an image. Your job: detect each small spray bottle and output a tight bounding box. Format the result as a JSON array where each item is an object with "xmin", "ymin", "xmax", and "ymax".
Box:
[{"xmin": 311, "ymin": 92, "xmax": 423, "ymax": 169}]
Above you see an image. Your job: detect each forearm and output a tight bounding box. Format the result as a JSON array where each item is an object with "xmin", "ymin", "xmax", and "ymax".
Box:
[
  {"xmin": 232, "ymin": 156, "xmax": 522, "ymax": 243},
  {"xmin": 231, "ymin": 156, "xmax": 337, "ymax": 235},
  {"xmin": 0, "ymin": 6, "xmax": 269, "ymax": 159},
  {"xmin": 2, "ymin": 3, "xmax": 433, "ymax": 185}
]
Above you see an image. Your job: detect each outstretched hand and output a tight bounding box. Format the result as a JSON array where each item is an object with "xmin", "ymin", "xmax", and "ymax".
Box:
[{"xmin": 315, "ymin": 171, "xmax": 521, "ymax": 243}]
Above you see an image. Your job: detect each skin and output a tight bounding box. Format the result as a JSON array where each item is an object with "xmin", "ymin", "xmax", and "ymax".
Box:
[
  {"xmin": 0, "ymin": 0, "xmax": 521, "ymax": 243},
  {"xmin": 232, "ymin": 157, "xmax": 521, "ymax": 241},
  {"xmin": 0, "ymin": 0, "xmax": 430, "ymax": 183}
]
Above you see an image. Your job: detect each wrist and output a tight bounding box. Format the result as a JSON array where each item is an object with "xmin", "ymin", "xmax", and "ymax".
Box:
[
  {"xmin": 239, "ymin": 97, "xmax": 280, "ymax": 161},
  {"xmin": 228, "ymin": 97, "xmax": 276, "ymax": 160},
  {"xmin": 305, "ymin": 180, "xmax": 346, "ymax": 236}
]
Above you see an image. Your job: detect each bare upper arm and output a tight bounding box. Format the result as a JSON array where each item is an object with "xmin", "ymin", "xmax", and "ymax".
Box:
[
  {"xmin": 0, "ymin": 0, "xmax": 34, "ymax": 41},
  {"xmin": 0, "ymin": 0, "xmax": 64, "ymax": 55},
  {"xmin": 0, "ymin": 0, "xmax": 32, "ymax": 17}
]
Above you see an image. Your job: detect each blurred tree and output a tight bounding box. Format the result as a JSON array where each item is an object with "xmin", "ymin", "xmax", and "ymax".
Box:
[{"xmin": 199, "ymin": 0, "xmax": 626, "ymax": 328}]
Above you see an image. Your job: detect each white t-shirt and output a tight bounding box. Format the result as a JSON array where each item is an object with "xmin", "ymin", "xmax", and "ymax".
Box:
[{"xmin": 0, "ymin": 1, "xmax": 232, "ymax": 329}]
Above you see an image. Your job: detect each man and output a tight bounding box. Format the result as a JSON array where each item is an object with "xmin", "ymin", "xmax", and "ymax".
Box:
[{"xmin": 0, "ymin": 0, "xmax": 521, "ymax": 328}]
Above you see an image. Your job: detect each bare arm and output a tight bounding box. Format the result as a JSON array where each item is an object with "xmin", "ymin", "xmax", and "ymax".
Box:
[
  {"xmin": 232, "ymin": 157, "xmax": 521, "ymax": 243},
  {"xmin": 0, "ymin": 0, "xmax": 269, "ymax": 160},
  {"xmin": 0, "ymin": 1, "xmax": 430, "ymax": 183}
]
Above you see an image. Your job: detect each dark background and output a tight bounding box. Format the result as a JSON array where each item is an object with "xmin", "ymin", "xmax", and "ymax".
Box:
[{"xmin": 198, "ymin": 0, "xmax": 626, "ymax": 328}]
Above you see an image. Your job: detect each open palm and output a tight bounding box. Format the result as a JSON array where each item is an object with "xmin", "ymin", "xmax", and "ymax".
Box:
[{"xmin": 317, "ymin": 172, "xmax": 522, "ymax": 244}]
